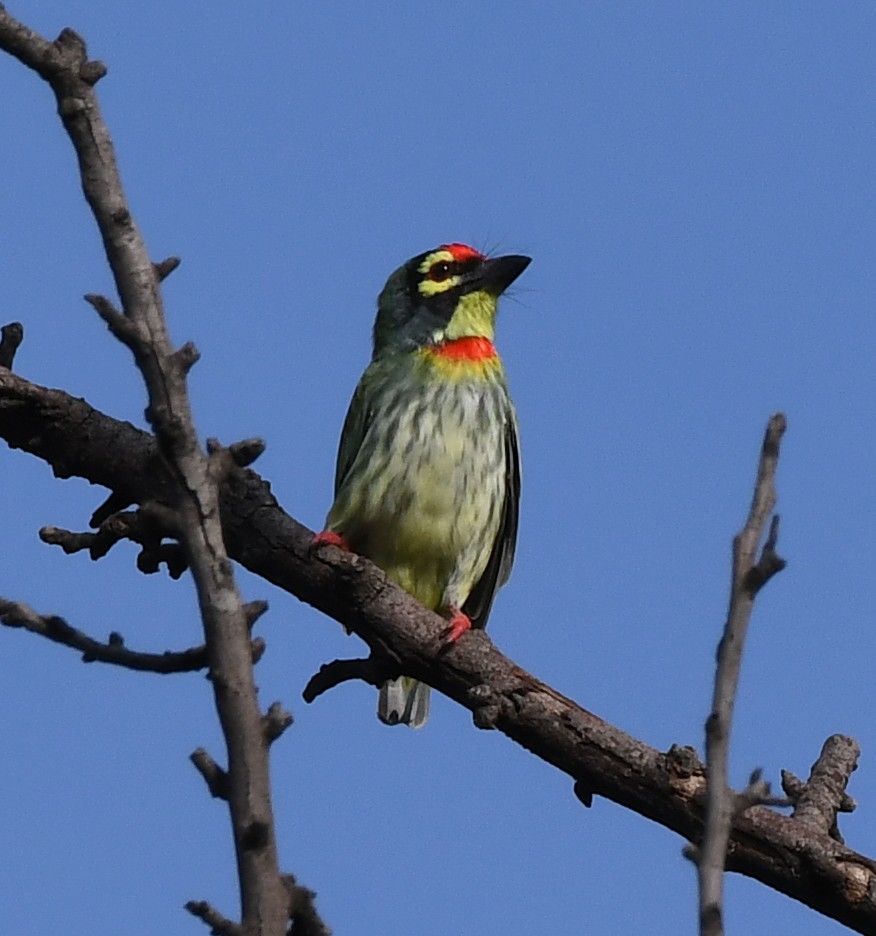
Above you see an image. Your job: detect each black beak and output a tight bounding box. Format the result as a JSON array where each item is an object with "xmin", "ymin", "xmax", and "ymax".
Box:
[{"xmin": 468, "ymin": 254, "xmax": 532, "ymax": 296}]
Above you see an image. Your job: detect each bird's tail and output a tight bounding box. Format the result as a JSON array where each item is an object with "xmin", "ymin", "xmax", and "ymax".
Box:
[{"xmin": 378, "ymin": 676, "xmax": 430, "ymax": 728}]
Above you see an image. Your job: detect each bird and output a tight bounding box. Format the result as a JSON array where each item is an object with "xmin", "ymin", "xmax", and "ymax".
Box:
[{"xmin": 314, "ymin": 242, "xmax": 530, "ymax": 727}]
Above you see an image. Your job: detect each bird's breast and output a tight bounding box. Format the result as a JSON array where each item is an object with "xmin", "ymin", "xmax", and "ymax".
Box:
[{"xmin": 330, "ymin": 364, "xmax": 510, "ymax": 604}]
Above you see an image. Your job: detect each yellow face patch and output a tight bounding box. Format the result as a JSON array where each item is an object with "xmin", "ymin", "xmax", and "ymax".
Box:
[
  {"xmin": 417, "ymin": 249, "xmax": 462, "ymax": 297},
  {"xmin": 444, "ymin": 290, "xmax": 498, "ymax": 341}
]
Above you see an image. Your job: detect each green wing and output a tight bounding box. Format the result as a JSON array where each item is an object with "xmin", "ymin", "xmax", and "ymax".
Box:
[
  {"xmin": 334, "ymin": 377, "xmax": 374, "ymax": 496},
  {"xmin": 462, "ymin": 405, "xmax": 521, "ymax": 630}
]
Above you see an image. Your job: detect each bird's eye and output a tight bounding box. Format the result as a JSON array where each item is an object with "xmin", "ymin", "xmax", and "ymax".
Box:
[{"xmin": 428, "ymin": 261, "xmax": 452, "ymax": 282}]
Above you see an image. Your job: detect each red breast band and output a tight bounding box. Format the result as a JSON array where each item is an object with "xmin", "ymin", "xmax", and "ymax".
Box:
[{"xmin": 431, "ymin": 337, "xmax": 497, "ymax": 361}]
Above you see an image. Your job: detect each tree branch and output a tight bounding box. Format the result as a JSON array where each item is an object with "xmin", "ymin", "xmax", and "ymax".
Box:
[
  {"xmin": 0, "ymin": 596, "xmax": 266, "ymax": 672},
  {"xmin": 303, "ymin": 655, "xmax": 401, "ymax": 702},
  {"xmin": 40, "ymin": 505, "xmax": 188, "ymax": 578},
  {"xmin": 282, "ymin": 875, "xmax": 332, "ymax": 936},
  {"xmin": 698, "ymin": 414, "xmax": 787, "ymax": 936},
  {"xmin": 1, "ymin": 7, "xmax": 871, "ymax": 935},
  {"xmin": 0, "ymin": 8, "xmax": 300, "ymax": 934},
  {"xmin": 1, "ymin": 370, "xmax": 872, "ymax": 930},
  {"xmin": 783, "ymin": 735, "xmax": 860, "ymax": 843},
  {"xmin": 185, "ymin": 900, "xmax": 242, "ymax": 936},
  {"xmin": 191, "ymin": 748, "xmax": 230, "ymax": 801},
  {"xmin": 0, "ymin": 596, "xmax": 209, "ymax": 672},
  {"xmin": 263, "ymin": 702, "xmax": 294, "ymax": 745}
]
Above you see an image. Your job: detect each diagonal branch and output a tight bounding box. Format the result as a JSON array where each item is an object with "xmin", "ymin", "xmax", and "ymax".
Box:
[
  {"xmin": 698, "ymin": 414, "xmax": 787, "ymax": 936},
  {"xmin": 1, "ymin": 370, "xmax": 873, "ymax": 931}
]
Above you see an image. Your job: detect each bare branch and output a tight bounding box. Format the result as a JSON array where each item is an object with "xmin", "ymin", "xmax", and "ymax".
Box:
[
  {"xmin": 782, "ymin": 735, "xmax": 860, "ymax": 843},
  {"xmin": 0, "ymin": 596, "xmax": 209, "ymax": 673},
  {"xmin": 90, "ymin": 490, "xmax": 134, "ymax": 527},
  {"xmin": 42, "ymin": 509, "xmax": 165, "ymax": 557},
  {"xmin": 244, "ymin": 600, "xmax": 269, "ymax": 629},
  {"xmin": 0, "ymin": 600, "xmax": 257, "ymax": 679},
  {"xmin": 263, "ymin": 702, "xmax": 294, "ymax": 744},
  {"xmin": 282, "ymin": 875, "xmax": 332, "ymax": 936},
  {"xmin": 40, "ymin": 524, "xmax": 104, "ymax": 555},
  {"xmin": 41, "ymin": 508, "xmax": 188, "ymax": 578},
  {"xmin": 303, "ymin": 656, "xmax": 400, "ymax": 702},
  {"xmin": 1, "ymin": 596, "xmax": 265, "ymax": 673},
  {"xmin": 84, "ymin": 292, "xmax": 142, "ymax": 346},
  {"xmin": 186, "ymin": 882, "xmax": 332, "ymax": 936},
  {"xmin": 0, "ymin": 321, "xmax": 24, "ymax": 370},
  {"xmin": 173, "ymin": 341, "xmax": 201, "ymax": 373},
  {"xmin": 2, "ymin": 372, "xmax": 874, "ymax": 929},
  {"xmin": 185, "ymin": 900, "xmax": 241, "ymax": 936},
  {"xmin": 733, "ymin": 769, "xmax": 790, "ymax": 815},
  {"xmin": 698, "ymin": 414, "xmax": 788, "ymax": 936},
  {"xmin": 154, "ymin": 256, "xmax": 181, "ymax": 281},
  {"xmin": 229, "ymin": 437, "xmax": 267, "ymax": 468},
  {"xmin": 0, "ymin": 9, "xmax": 293, "ymax": 933},
  {"xmin": 190, "ymin": 748, "xmax": 229, "ymax": 801}
]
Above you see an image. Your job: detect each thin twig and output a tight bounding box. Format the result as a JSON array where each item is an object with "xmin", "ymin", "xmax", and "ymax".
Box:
[
  {"xmin": 243, "ymin": 600, "xmax": 269, "ymax": 629},
  {"xmin": 154, "ymin": 256, "xmax": 181, "ymax": 281},
  {"xmin": 733, "ymin": 768, "xmax": 790, "ymax": 814},
  {"xmin": 184, "ymin": 900, "xmax": 241, "ymax": 936},
  {"xmin": 90, "ymin": 490, "xmax": 134, "ymax": 527},
  {"xmin": 303, "ymin": 656, "xmax": 400, "ymax": 702},
  {"xmin": 283, "ymin": 875, "xmax": 332, "ymax": 936},
  {"xmin": 41, "ymin": 507, "xmax": 189, "ymax": 578},
  {"xmin": 263, "ymin": 702, "xmax": 294, "ymax": 744},
  {"xmin": 698, "ymin": 414, "xmax": 788, "ymax": 936},
  {"xmin": 190, "ymin": 748, "xmax": 229, "ymax": 801},
  {"xmin": 0, "ymin": 597, "xmax": 209, "ymax": 673}
]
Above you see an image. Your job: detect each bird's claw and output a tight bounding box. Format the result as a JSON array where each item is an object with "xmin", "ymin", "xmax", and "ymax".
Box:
[
  {"xmin": 444, "ymin": 608, "xmax": 472, "ymax": 645},
  {"xmin": 312, "ymin": 530, "xmax": 350, "ymax": 551}
]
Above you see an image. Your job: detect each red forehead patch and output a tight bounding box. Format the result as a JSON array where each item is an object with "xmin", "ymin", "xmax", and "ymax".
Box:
[{"xmin": 442, "ymin": 243, "xmax": 485, "ymax": 263}]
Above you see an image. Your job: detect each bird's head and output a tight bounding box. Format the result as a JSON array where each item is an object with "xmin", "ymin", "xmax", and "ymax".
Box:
[{"xmin": 373, "ymin": 243, "xmax": 531, "ymax": 356}]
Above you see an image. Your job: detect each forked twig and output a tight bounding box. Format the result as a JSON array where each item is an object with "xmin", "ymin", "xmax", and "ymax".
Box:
[{"xmin": 698, "ymin": 414, "xmax": 787, "ymax": 936}]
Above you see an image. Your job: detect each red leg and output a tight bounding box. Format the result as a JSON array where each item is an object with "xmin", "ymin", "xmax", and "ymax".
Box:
[
  {"xmin": 312, "ymin": 530, "xmax": 350, "ymax": 551},
  {"xmin": 444, "ymin": 606, "xmax": 472, "ymax": 644}
]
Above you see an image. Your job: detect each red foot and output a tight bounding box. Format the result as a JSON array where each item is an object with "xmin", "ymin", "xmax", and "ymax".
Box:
[
  {"xmin": 444, "ymin": 607, "xmax": 472, "ymax": 644},
  {"xmin": 312, "ymin": 530, "xmax": 350, "ymax": 551}
]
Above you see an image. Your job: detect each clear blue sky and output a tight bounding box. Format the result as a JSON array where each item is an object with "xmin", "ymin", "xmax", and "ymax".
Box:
[{"xmin": 2, "ymin": 2, "xmax": 874, "ymax": 934}]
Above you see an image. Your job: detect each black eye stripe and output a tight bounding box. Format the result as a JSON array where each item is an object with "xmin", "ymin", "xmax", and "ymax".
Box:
[{"xmin": 406, "ymin": 250, "xmax": 482, "ymax": 300}]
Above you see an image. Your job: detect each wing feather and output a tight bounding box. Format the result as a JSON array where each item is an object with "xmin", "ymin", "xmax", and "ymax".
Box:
[
  {"xmin": 462, "ymin": 405, "xmax": 521, "ymax": 630},
  {"xmin": 334, "ymin": 379, "xmax": 373, "ymax": 496}
]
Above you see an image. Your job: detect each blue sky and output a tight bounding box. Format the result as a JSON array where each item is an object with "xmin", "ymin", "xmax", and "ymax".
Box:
[{"xmin": 2, "ymin": 2, "xmax": 874, "ymax": 934}]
